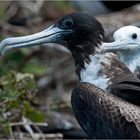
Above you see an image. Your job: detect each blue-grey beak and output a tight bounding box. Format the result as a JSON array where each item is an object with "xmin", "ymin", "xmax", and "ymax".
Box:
[
  {"xmin": 102, "ymin": 41, "xmax": 125, "ymax": 52},
  {"xmin": 0, "ymin": 25, "xmax": 72, "ymax": 55},
  {"xmin": 102, "ymin": 41, "xmax": 139, "ymax": 53}
]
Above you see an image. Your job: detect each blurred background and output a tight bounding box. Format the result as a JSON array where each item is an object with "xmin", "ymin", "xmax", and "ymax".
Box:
[{"xmin": 0, "ymin": 1, "xmax": 140, "ymax": 139}]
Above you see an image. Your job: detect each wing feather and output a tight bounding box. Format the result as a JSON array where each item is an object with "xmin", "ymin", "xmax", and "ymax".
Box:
[
  {"xmin": 111, "ymin": 80, "xmax": 140, "ymax": 106},
  {"xmin": 71, "ymin": 82, "xmax": 140, "ymax": 138}
]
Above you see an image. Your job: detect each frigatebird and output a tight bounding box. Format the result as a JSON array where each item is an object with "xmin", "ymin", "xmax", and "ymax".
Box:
[
  {"xmin": 103, "ymin": 26, "xmax": 140, "ymax": 78},
  {"xmin": 1, "ymin": 12, "xmax": 140, "ymax": 138}
]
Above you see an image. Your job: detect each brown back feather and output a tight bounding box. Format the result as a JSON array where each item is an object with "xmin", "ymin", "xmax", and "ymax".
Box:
[
  {"xmin": 71, "ymin": 82, "xmax": 140, "ymax": 138},
  {"xmin": 98, "ymin": 53, "xmax": 138, "ymax": 85}
]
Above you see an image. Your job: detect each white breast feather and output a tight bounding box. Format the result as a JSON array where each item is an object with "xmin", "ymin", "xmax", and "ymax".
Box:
[
  {"xmin": 81, "ymin": 54, "xmax": 110, "ymax": 90},
  {"xmin": 120, "ymin": 53, "xmax": 140, "ymax": 73},
  {"xmin": 128, "ymin": 56, "xmax": 140, "ymax": 73}
]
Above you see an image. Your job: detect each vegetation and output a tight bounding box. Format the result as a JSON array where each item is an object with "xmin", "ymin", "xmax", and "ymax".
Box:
[
  {"xmin": 0, "ymin": 1, "xmax": 72, "ymax": 138},
  {"xmin": 0, "ymin": 50, "xmax": 45, "ymax": 138}
]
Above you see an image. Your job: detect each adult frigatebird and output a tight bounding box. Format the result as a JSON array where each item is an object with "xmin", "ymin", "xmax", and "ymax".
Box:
[{"xmin": 1, "ymin": 13, "xmax": 140, "ymax": 138}]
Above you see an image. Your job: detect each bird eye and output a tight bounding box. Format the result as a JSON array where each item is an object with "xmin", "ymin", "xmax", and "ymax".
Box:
[
  {"xmin": 131, "ymin": 33, "xmax": 137, "ymax": 40},
  {"xmin": 63, "ymin": 18, "xmax": 73, "ymax": 28}
]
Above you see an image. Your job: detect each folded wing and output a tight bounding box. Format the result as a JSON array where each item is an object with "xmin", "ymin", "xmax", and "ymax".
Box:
[{"xmin": 71, "ymin": 82, "xmax": 140, "ymax": 138}]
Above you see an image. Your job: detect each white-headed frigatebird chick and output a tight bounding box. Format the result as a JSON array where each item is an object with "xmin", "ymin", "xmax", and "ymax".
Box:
[
  {"xmin": 103, "ymin": 26, "xmax": 140, "ymax": 78},
  {"xmin": 1, "ymin": 12, "xmax": 140, "ymax": 139}
]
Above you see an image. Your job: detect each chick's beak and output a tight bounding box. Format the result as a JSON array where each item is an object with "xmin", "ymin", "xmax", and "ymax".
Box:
[
  {"xmin": 0, "ymin": 25, "xmax": 72, "ymax": 55},
  {"xmin": 102, "ymin": 41, "xmax": 126, "ymax": 53},
  {"xmin": 102, "ymin": 39, "xmax": 140, "ymax": 53}
]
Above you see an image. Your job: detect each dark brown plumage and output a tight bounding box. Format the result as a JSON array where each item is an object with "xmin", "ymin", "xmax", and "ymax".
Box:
[
  {"xmin": 71, "ymin": 52, "xmax": 140, "ymax": 139},
  {"xmin": 96, "ymin": 53, "xmax": 136, "ymax": 85},
  {"xmin": 71, "ymin": 82, "xmax": 140, "ymax": 139}
]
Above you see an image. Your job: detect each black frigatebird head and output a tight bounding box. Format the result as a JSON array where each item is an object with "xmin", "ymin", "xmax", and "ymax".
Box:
[{"xmin": 0, "ymin": 12, "xmax": 104, "ymax": 77}]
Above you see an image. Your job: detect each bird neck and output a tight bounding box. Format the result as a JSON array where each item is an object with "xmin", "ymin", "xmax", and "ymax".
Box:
[
  {"xmin": 72, "ymin": 50, "xmax": 91, "ymax": 80},
  {"xmin": 71, "ymin": 44, "xmax": 102, "ymax": 80},
  {"xmin": 118, "ymin": 50, "xmax": 140, "ymax": 73},
  {"xmin": 68, "ymin": 33, "xmax": 103, "ymax": 79},
  {"xmin": 79, "ymin": 53, "xmax": 110, "ymax": 90}
]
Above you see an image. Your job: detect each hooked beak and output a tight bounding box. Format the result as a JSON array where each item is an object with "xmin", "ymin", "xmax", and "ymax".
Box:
[
  {"xmin": 102, "ymin": 40, "xmax": 139, "ymax": 53},
  {"xmin": 0, "ymin": 25, "xmax": 72, "ymax": 55},
  {"xmin": 102, "ymin": 41, "xmax": 126, "ymax": 53}
]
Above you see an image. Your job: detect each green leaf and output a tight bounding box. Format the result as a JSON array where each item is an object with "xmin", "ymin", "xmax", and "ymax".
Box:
[
  {"xmin": 26, "ymin": 111, "xmax": 45, "ymax": 122},
  {"xmin": 23, "ymin": 101, "xmax": 45, "ymax": 122},
  {"xmin": 22, "ymin": 62, "xmax": 46, "ymax": 75},
  {"xmin": 0, "ymin": 90, "xmax": 19, "ymax": 100},
  {"xmin": 4, "ymin": 51, "xmax": 25, "ymax": 64}
]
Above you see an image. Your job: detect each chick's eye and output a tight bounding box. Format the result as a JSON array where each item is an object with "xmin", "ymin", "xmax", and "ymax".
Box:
[
  {"xmin": 63, "ymin": 19, "xmax": 73, "ymax": 28},
  {"xmin": 131, "ymin": 33, "xmax": 137, "ymax": 40}
]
